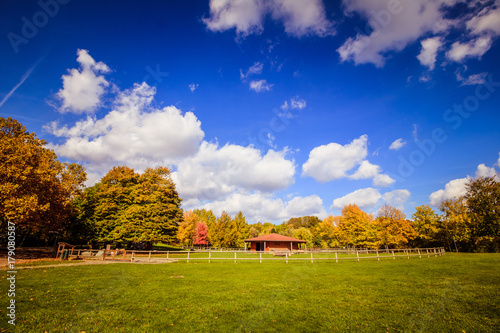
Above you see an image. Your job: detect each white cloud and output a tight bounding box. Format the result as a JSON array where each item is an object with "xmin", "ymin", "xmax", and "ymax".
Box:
[
  {"xmin": 240, "ymin": 62, "xmax": 263, "ymax": 80},
  {"xmin": 249, "ymin": 79, "xmax": 274, "ymax": 92},
  {"xmin": 285, "ymin": 195, "xmax": 327, "ymax": 218},
  {"xmin": 331, "ymin": 187, "xmax": 382, "ymax": 210},
  {"xmin": 47, "ymin": 82, "xmax": 205, "ymax": 171},
  {"xmin": 456, "ymin": 72, "xmax": 487, "ymax": 86},
  {"xmin": 56, "ymin": 49, "xmax": 110, "ymax": 114},
  {"xmin": 199, "ymin": 192, "xmax": 325, "ymax": 223},
  {"xmin": 203, "ymin": 0, "xmax": 333, "ymax": 37},
  {"xmin": 203, "ymin": 0, "xmax": 266, "ymax": 36},
  {"xmin": 389, "ymin": 138, "xmax": 406, "ymax": 150},
  {"xmin": 350, "ymin": 160, "xmax": 380, "ymax": 180},
  {"xmin": 171, "ymin": 142, "xmax": 295, "ymax": 200},
  {"xmin": 268, "ymin": 0, "xmax": 334, "ymax": 37},
  {"xmin": 373, "ymin": 174, "xmax": 395, "ymax": 187},
  {"xmin": 417, "ymin": 36, "xmax": 443, "ymax": 70},
  {"xmin": 466, "ymin": 4, "xmax": 500, "ymax": 36},
  {"xmin": 290, "ymin": 96, "xmax": 306, "ymax": 109},
  {"xmin": 412, "ymin": 124, "xmax": 419, "ymax": 142},
  {"xmin": 429, "ymin": 177, "xmax": 469, "ymax": 206},
  {"xmin": 446, "ymin": 36, "xmax": 493, "ymax": 62},
  {"xmin": 337, "ymin": 0, "xmax": 451, "ymax": 67},
  {"xmin": 189, "ymin": 83, "xmax": 199, "ymax": 92},
  {"xmin": 302, "ymin": 135, "xmax": 369, "ymax": 182},
  {"xmin": 302, "ymin": 135, "xmax": 394, "ymax": 186},
  {"xmin": 382, "ymin": 189, "xmax": 411, "ymax": 209},
  {"xmin": 279, "ymin": 96, "xmax": 306, "ymax": 118},
  {"xmin": 476, "ymin": 163, "xmax": 498, "ymax": 178}
]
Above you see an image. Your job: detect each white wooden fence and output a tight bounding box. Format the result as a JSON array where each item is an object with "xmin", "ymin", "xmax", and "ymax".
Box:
[{"xmin": 63, "ymin": 247, "xmax": 445, "ymax": 263}]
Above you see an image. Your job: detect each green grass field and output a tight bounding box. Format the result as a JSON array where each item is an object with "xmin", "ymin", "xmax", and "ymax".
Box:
[{"xmin": 1, "ymin": 253, "xmax": 499, "ymax": 332}]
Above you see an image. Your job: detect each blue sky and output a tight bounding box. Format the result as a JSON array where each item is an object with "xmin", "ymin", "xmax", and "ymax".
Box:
[{"xmin": 1, "ymin": 0, "xmax": 499, "ymax": 223}]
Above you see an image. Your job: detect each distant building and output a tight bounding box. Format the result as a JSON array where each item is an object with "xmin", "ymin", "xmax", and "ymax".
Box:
[{"xmin": 244, "ymin": 233, "xmax": 307, "ymax": 251}]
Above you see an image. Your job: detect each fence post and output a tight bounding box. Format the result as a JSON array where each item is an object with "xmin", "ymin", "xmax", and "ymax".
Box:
[
  {"xmin": 335, "ymin": 251, "xmax": 338, "ymax": 263},
  {"xmin": 356, "ymin": 251, "xmax": 359, "ymax": 262},
  {"xmin": 392, "ymin": 250, "xmax": 395, "ymax": 260},
  {"xmin": 102, "ymin": 248, "xmax": 106, "ymax": 261},
  {"xmin": 260, "ymin": 252, "xmax": 262, "ymax": 264},
  {"xmin": 187, "ymin": 251, "xmax": 190, "ymax": 263},
  {"xmin": 418, "ymin": 249, "xmax": 421, "ymax": 259},
  {"xmin": 434, "ymin": 248, "xmax": 437, "ymax": 257},
  {"xmin": 209, "ymin": 251, "xmax": 211, "ymax": 264},
  {"xmin": 234, "ymin": 252, "xmax": 237, "ymax": 264},
  {"xmin": 286, "ymin": 252, "xmax": 288, "ymax": 264},
  {"xmin": 311, "ymin": 252, "xmax": 313, "ymax": 264},
  {"xmin": 426, "ymin": 249, "xmax": 429, "ymax": 258},
  {"xmin": 148, "ymin": 251, "xmax": 151, "ymax": 263},
  {"xmin": 131, "ymin": 251, "xmax": 135, "ymax": 262},
  {"xmin": 377, "ymin": 250, "xmax": 380, "ymax": 261},
  {"xmin": 167, "ymin": 251, "xmax": 169, "ymax": 259},
  {"xmin": 406, "ymin": 249, "xmax": 409, "ymax": 259}
]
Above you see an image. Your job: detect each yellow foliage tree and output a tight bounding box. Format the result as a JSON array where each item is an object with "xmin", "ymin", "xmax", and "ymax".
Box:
[
  {"xmin": 373, "ymin": 205, "xmax": 417, "ymax": 249},
  {"xmin": 0, "ymin": 117, "xmax": 86, "ymax": 243}
]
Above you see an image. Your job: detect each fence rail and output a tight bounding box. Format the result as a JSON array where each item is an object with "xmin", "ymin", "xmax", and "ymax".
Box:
[{"xmin": 62, "ymin": 247, "xmax": 446, "ymax": 263}]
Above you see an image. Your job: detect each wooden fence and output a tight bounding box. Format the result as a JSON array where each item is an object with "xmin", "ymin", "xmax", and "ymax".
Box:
[{"xmin": 63, "ymin": 247, "xmax": 445, "ymax": 263}]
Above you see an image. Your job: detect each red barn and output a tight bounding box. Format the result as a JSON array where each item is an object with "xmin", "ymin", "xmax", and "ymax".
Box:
[{"xmin": 244, "ymin": 233, "xmax": 307, "ymax": 252}]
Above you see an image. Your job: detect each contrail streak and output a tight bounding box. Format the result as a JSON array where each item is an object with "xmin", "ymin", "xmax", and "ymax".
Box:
[{"xmin": 0, "ymin": 59, "xmax": 41, "ymax": 109}]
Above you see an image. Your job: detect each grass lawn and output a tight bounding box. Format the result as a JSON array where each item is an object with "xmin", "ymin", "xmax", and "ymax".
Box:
[{"xmin": 1, "ymin": 253, "xmax": 498, "ymax": 332}]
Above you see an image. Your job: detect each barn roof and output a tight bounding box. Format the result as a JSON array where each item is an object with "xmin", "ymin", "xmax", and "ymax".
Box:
[{"xmin": 244, "ymin": 233, "xmax": 306, "ymax": 243}]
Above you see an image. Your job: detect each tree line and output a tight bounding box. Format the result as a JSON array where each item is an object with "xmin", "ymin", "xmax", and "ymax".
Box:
[{"xmin": 1, "ymin": 117, "xmax": 499, "ymax": 252}]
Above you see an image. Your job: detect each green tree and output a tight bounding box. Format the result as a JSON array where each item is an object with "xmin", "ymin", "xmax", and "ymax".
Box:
[
  {"xmin": 81, "ymin": 166, "xmax": 182, "ymax": 244},
  {"xmin": 0, "ymin": 117, "xmax": 86, "ymax": 244}
]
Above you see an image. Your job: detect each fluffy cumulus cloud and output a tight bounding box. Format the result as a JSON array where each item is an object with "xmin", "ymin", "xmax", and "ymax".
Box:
[
  {"xmin": 429, "ymin": 161, "xmax": 500, "ymax": 206},
  {"xmin": 389, "ymin": 138, "xmax": 406, "ymax": 150},
  {"xmin": 249, "ymin": 79, "xmax": 274, "ymax": 92},
  {"xmin": 194, "ymin": 192, "xmax": 326, "ymax": 223},
  {"xmin": 338, "ymin": 0, "xmax": 500, "ymax": 69},
  {"xmin": 446, "ymin": 36, "xmax": 493, "ymax": 62},
  {"xmin": 47, "ymin": 82, "xmax": 205, "ymax": 172},
  {"xmin": 337, "ymin": 0, "xmax": 452, "ymax": 67},
  {"xmin": 331, "ymin": 188, "xmax": 411, "ymax": 211},
  {"xmin": 429, "ymin": 177, "xmax": 469, "ymax": 206},
  {"xmin": 203, "ymin": 0, "xmax": 334, "ymax": 37},
  {"xmin": 417, "ymin": 36, "xmax": 443, "ymax": 70},
  {"xmin": 302, "ymin": 135, "xmax": 394, "ymax": 186},
  {"xmin": 476, "ymin": 163, "xmax": 499, "ymax": 178},
  {"xmin": 56, "ymin": 49, "xmax": 110, "ymax": 114},
  {"xmin": 383, "ymin": 189, "xmax": 411, "ymax": 209},
  {"xmin": 331, "ymin": 187, "xmax": 382, "ymax": 210},
  {"xmin": 171, "ymin": 142, "xmax": 295, "ymax": 200}
]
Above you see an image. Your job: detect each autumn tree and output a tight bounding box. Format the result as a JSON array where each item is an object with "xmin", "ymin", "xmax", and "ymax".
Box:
[
  {"xmin": 0, "ymin": 117, "xmax": 86, "ymax": 244},
  {"xmin": 464, "ymin": 176, "xmax": 500, "ymax": 250},
  {"xmin": 177, "ymin": 210, "xmax": 199, "ymax": 246},
  {"xmin": 411, "ymin": 205, "xmax": 441, "ymax": 247},
  {"xmin": 373, "ymin": 205, "xmax": 417, "ymax": 249},
  {"xmin": 316, "ymin": 215, "xmax": 339, "ymax": 248},
  {"xmin": 80, "ymin": 166, "xmax": 182, "ymax": 245},
  {"xmin": 335, "ymin": 204, "xmax": 375, "ymax": 248},
  {"xmin": 193, "ymin": 222, "xmax": 210, "ymax": 246},
  {"xmin": 292, "ymin": 227, "xmax": 313, "ymax": 248},
  {"xmin": 439, "ymin": 198, "xmax": 471, "ymax": 251},
  {"xmin": 193, "ymin": 209, "xmax": 216, "ymax": 245}
]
